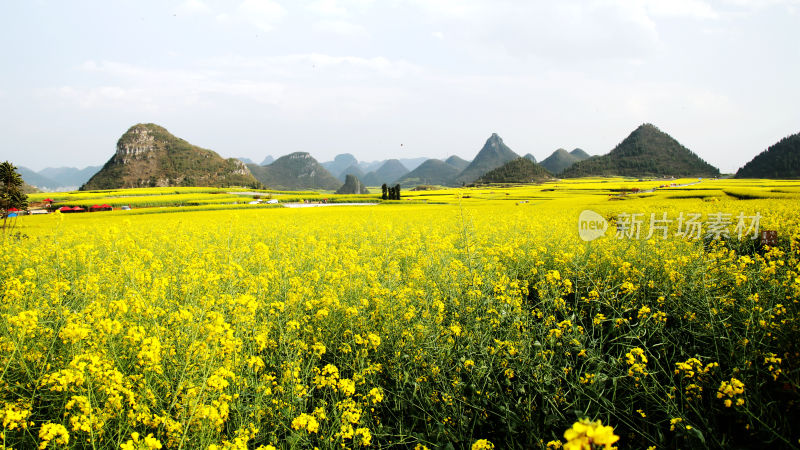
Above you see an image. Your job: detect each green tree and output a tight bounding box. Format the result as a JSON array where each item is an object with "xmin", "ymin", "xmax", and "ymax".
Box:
[
  {"xmin": 381, "ymin": 183, "xmax": 388, "ymax": 200},
  {"xmin": 1, "ymin": 161, "xmax": 29, "ymax": 231}
]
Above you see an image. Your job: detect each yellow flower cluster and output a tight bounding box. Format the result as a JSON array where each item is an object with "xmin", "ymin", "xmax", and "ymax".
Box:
[
  {"xmin": 0, "ymin": 402, "xmax": 31, "ymax": 431},
  {"xmin": 471, "ymin": 439, "xmax": 495, "ymax": 450},
  {"xmin": 290, "ymin": 414, "xmax": 319, "ymax": 434},
  {"xmin": 625, "ymin": 347, "xmax": 648, "ymax": 380},
  {"xmin": 120, "ymin": 432, "xmax": 163, "ymax": 450},
  {"xmin": 763, "ymin": 353, "xmax": 782, "ymax": 381},
  {"xmin": 673, "ymin": 358, "xmax": 719, "ymax": 401},
  {"xmin": 2, "ymin": 179, "xmax": 799, "ymax": 448},
  {"xmin": 717, "ymin": 378, "xmax": 746, "ymax": 408},
  {"xmin": 37, "ymin": 423, "xmax": 69, "ymax": 449},
  {"xmin": 562, "ymin": 418, "xmax": 619, "ymax": 450}
]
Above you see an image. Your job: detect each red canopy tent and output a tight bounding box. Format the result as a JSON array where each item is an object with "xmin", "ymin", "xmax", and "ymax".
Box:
[
  {"xmin": 8, "ymin": 208, "xmax": 19, "ymax": 212},
  {"xmin": 59, "ymin": 206, "xmax": 72, "ymax": 213}
]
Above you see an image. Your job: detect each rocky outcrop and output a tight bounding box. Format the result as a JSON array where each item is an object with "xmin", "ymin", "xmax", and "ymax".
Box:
[
  {"xmin": 115, "ymin": 126, "xmax": 157, "ymax": 163},
  {"xmin": 81, "ymin": 123, "xmax": 259, "ymax": 190},
  {"xmin": 335, "ymin": 174, "xmax": 370, "ymax": 194}
]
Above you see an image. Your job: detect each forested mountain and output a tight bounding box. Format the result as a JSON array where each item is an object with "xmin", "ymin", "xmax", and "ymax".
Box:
[
  {"xmin": 82, "ymin": 124, "xmax": 258, "ymax": 190},
  {"xmin": 561, "ymin": 124, "xmax": 719, "ymax": 178},
  {"xmin": 453, "ymin": 133, "xmax": 520, "ymax": 185},
  {"xmin": 736, "ymin": 132, "xmax": 800, "ymax": 179},
  {"xmin": 475, "ymin": 157, "xmax": 553, "ymax": 183},
  {"xmin": 247, "ymin": 152, "xmax": 342, "ymax": 190}
]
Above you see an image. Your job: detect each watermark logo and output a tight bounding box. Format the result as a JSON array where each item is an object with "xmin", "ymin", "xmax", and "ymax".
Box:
[
  {"xmin": 760, "ymin": 230, "xmax": 777, "ymax": 246},
  {"xmin": 578, "ymin": 211, "xmax": 762, "ymax": 241},
  {"xmin": 578, "ymin": 210, "xmax": 608, "ymax": 241}
]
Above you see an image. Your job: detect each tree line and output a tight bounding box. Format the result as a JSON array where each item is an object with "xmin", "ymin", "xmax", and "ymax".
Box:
[{"xmin": 381, "ymin": 184, "xmax": 401, "ymax": 200}]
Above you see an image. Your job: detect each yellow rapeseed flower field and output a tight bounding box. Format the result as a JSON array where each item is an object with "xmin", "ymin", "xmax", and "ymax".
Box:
[{"xmin": 2, "ymin": 178, "xmax": 799, "ymax": 449}]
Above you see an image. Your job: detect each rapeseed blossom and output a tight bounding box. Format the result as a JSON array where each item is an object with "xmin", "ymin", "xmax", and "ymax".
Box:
[
  {"xmin": 38, "ymin": 423, "xmax": 69, "ymax": 449},
  {"xmin": 471, "ymin": 439, "xmax": 495, "ymax": 450},
  {"xmin": 717, "ymin": 378, "xmax": 746, "ymax": 407},
  {"xmin": 1, "ymin": 181, "xmax": 798, "ymax": 448},
  {"xmin": 562, "ymin": 418, "xmax": 619, "ymax": 450}
]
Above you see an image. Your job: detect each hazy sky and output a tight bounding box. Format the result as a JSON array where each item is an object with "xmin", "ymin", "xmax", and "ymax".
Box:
[{"xmin": 1, "ymin": 0, "xmax": 798, "ymax": 172}]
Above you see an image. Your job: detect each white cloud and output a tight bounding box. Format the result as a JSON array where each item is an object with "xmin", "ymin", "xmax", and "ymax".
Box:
[
  {"xmin": 175, "ymin": 0, "xmax": 213, "ymax": 15},
  {"xmin": 202, "ymin": 79, "xmax": 285, "ymax": 104},
  {"xmin": 432, "ymin": 31, "xmax": 444, "ymax": 39},
  {"xmin": 641, "ymin": 0, "xmax": 719, "ymax": 19},
  {"xmin": 51, "ymin": 53, "xmax": 425, "ymax": 116},
  {"xmin": 203, "ymin": 53, "xmax": 424, "ymax": 79},
  {"xmin": 61, "ymin": 60, "xmax": 285, "ymax": 111},
  {"xmin": 293, "ymin": 54, "xmax": 424, "ymax": 78},
  {"xmin": 402, "ymin": 1, "xmax": 661, "ymax": 61},
  {"xmin": 313, "ymin": 19, "xmax": 367, "ymax": 36},
  {"xmin": 722, "ymin": 0, "xmax": 800, "ymax": 8},
  {"xmin": 408, "ymin": 0, "xmax": 482, "ymax": 19},
  {"xmin": 42, "ymin": 85, "xmax": 158, "ymax": 111},
  {"xmin": 218, "ymin": 0, "xmax": 287, "ymax": 32},
  {"xmin": 307, "ymin": 0, "xmax": 349, "ymax": 17},
  {"xmin": 279, "ymin": 84, "xmax": 414, "ymax": 120}
]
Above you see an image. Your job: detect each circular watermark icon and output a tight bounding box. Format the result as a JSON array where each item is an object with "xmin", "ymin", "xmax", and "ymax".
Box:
[{"xmin": 578, "ymin": 210, "xmax": 608, "ymax": 241}]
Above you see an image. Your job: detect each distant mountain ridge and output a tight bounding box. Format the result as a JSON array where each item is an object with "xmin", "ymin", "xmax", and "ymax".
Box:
[
  {"xmin": 247, "ymin": 152, "xmax": 341, "ymax": 190},
  {"xmin": 735, "ymin": 132, "xmax": 800, "ymax": 179},
  {"xmin": 19, "ymin": 166, "xmax": 102, "ymax": 191},
  {"xmin": 561, "ymin": 124, "xmax": 720, "ymax": 178},
  {"xmin": 475, "ymin": 157, "xmax": 553, "ymax": 184},
  {"xmin": 570, "ymin": 148, "xmax": 591, "ymax": 159},
  {"xmin": 81, "ymin": 124, "xmax": 258, "ymax": 190},
  {"xmin": 22, "ymin": 122, "xmax": 747, "ymax": 192},
  {"xmin": 322, "ymin": 155, "xmax": 429, "ymax": 176},
  {"xmin": 453, "ymin": 133, "xmax": 520, "ymax": 185},
  {"xmin": 362, "ymin": 159, "xmax": 409, "ymax": 186},
  {"xmin": 540, "ymin": 148, "xmax": 590, "ymax": 175},
  {"xmin": 39, "ymin": 166, "xmax": 102, "ymax": 189},
  {"xmin": 395, "ymin": 158, "xmax": 428, "ymax": 171},
  {"xmin": 445, "ymin": 155, "xmax": 470, "ymax": 171},
  {"xmin": 338, "ymin": 163, "xmax": 366, "ymax": 182},
  {"xmin": 17, "ymin": 167, "xmax": 57, "ymax": 190},
  {"xmin": 321, "ymin": 155, "xmax": 457, "ymax": 186},
  {"xmin": 321, "ymin": 154, "xmax": 358, "ymax": 177},
  {"xmin": 396, "ymin": 159, "xmax": 461, "ymax": 187}
]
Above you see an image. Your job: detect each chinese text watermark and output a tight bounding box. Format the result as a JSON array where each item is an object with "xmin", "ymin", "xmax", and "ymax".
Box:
[{"xmin": 579, "ymin": 210, "xmax": 761, "ymax": 242}]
